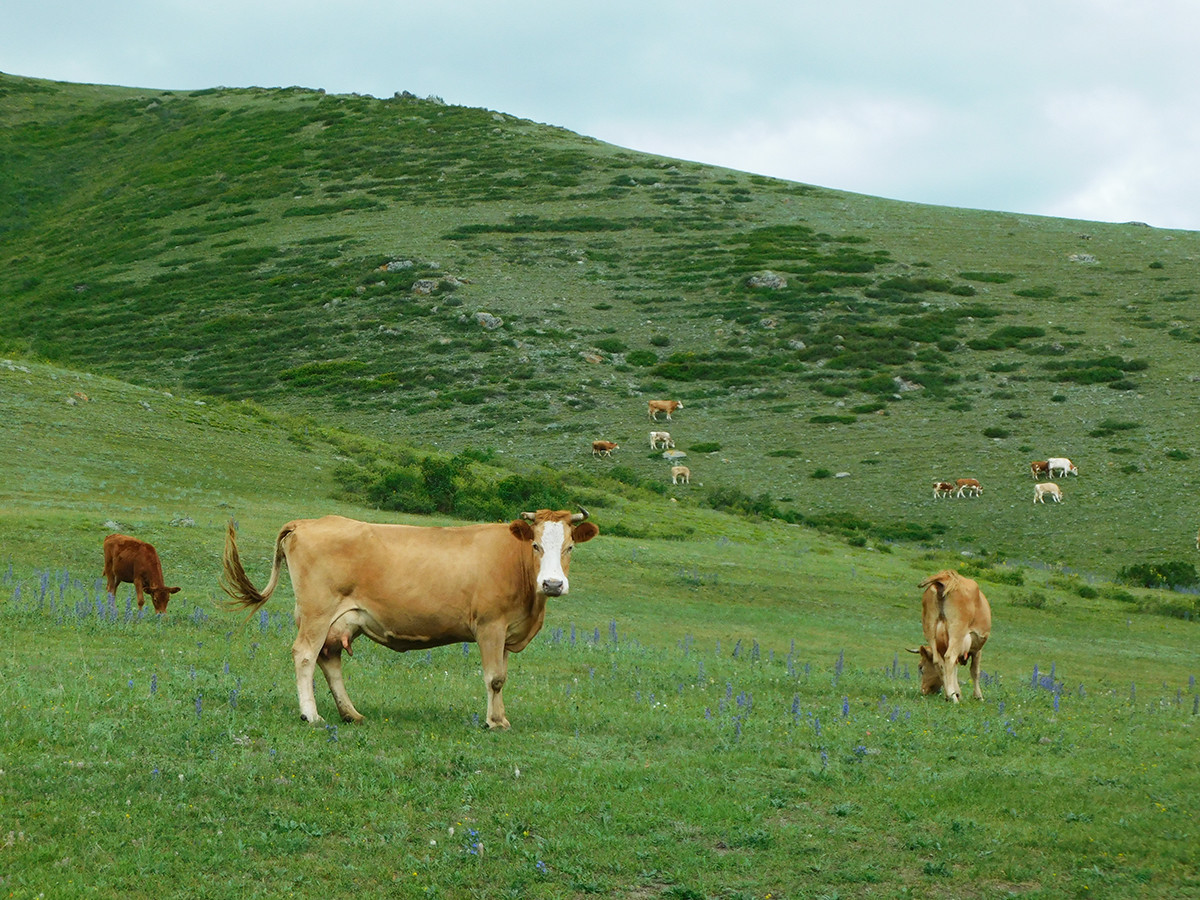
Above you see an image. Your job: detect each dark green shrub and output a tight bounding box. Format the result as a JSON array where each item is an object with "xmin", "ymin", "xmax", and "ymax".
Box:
[
  {"xmin": 982, "ymin": 427, "xmax": 1011, "ymax": 439},
  {"xmin": 810, "ymin": 468, "xmax": 833, "ymax": 479},
  {"xmin": 1117, "ymin": 561, "xmax": 1200, "ymax": 590},
  {"xmin": 626, "ymin": 350, "xmax": 657, "ymax": 366},
  {"xmin": 593, "ymin": 337, "xmax": 628, "ymax": 354},
  {"xmin": 959, "ymin": 271, "xmax": 1017, "ymax": 284},
  {"xmin": 689, "ymin": 442, "xmax": 721, "ymax": 453},
  {"xmin": 650, "ymin": 334, "xmax": 671, "ymax": 347},
  {"xmin": 1088, "ymin": 419, "xmax": 1139, "ymax": 438},
  {"xmin": 1165, "ymin": 449, "xmax": 1191, "ymax": 461}
]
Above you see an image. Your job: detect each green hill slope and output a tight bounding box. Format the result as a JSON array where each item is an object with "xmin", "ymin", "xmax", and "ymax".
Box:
[{"xmin": 4, "ymin": 71, "xmax": 1200, "ymax": 578}]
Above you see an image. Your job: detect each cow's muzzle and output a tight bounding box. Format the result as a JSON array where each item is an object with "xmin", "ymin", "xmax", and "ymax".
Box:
[{"xmin": 541, "ymin": 579, "xmax": 565, "ymax": 596}]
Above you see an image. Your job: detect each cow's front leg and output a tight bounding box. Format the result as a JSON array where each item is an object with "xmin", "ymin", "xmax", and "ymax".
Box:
[{"xmin": 477, "ymin": 626, "xmax": 511, "ymax": 729}]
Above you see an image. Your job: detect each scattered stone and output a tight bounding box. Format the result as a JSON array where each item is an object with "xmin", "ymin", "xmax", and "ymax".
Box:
[
  {"xmin": 474, "ymin": 312, "xmax": 503, "ymax": 330},
  {"xmin": 1068, "ymin": 253, "xmax": 1097, "ymax": 264},
  {"xmin": 835, "ymin": 472, "xmax": 851, "ymax": 478},
  {"xmin": 169, "ymin": 517, "xmax": 195, "ymax": 528},
  {"xmin": 412, "ymin": 279, "xmax": 440, "ymax": 294},
  {"xmin": 748, "ymin": 271, "xmax": 787, "ymax": 290}
]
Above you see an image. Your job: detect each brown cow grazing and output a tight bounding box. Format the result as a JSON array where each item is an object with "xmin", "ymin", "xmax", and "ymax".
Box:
[
  {"xmin": 648, "ymin": 399, "xmax": 683, "ymax": 421},
  {"xmin": 670, "ymin": 465, "xmax": 691, "ymax": 485},
  {"xmin": 907, "ymin": 570, "xmax": 991, "ymax": 703},
  {"xmin": 933, "ymin": 481, "xmax": 956, "ymax": 499},
  {"xmin": 220, "ymin": 509, "xmax": 599, "ymax": 729},
  {"xmin": 591, "ymin": 440, "xmax": 619, "ymax": 458},
  {"xmin": 102, "ymin": 534, "xmax": 180, "ymax": 613},
  {"xmin": 1030, "ymin": 460, "xmax": 1050, "ymax": 480},
  {"xmin": 955, "ymin": 478, "xmax": 983, "ymax": 498}
]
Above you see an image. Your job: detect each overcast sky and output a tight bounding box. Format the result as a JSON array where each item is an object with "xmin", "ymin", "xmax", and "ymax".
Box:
[{"xmin": 5, "ymin": 0, "xmax": 1200, "ymax": 231}]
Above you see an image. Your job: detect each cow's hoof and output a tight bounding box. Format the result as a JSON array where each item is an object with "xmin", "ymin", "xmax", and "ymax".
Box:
[
  {"xmin": 341, "ymin": 712, "xmax": 365, "ymax": 724},
  {"xmin": 485, "ymin": 718, "xmax": 511, "ymax": 731},
  {"xmin": 301, "ymin": 713, "xmax": 325, "ymax": 725}
]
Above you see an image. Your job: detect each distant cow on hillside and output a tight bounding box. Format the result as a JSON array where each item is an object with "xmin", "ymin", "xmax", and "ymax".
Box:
[
  {"xmin": 103, "ymin": 534, "xmax": 180, "ymax": 613},
  {"xmin": 591, "ymin": 440, "xmax": 619, "ymax": 458},
  {"xmin": 649, "ymin": 431, "xmax": 674, "ymax": 450},
  {"xmin": 648, "ymin": 400, "xmax": 683, "ymax": 421},
  {"xmin": 1034, "ymin": 482, "xmax": 1062, "ymax": 504}
]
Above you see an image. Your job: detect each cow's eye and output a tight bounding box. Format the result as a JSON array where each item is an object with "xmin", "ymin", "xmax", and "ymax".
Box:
[{"xmin": 532, "ymin": 543, "xmax": 542, "ymax": 553}]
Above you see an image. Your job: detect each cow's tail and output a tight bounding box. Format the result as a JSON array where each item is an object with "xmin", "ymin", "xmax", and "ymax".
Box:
[
  {"xmin": 919, "ymin": 570, "xmax": 958, "ymax": 658},
  {"xmin": 220, "ymin": 519, "xmax": 290, "ymax": 613}
]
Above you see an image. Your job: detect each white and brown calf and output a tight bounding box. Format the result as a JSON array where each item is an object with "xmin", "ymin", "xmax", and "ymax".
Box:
[{"xmin": 649, "ymin": 431, "xmax": 674, "ymax": 450}]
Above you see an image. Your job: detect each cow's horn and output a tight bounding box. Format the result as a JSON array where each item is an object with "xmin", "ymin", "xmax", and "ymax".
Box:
[
  {"xmin": 520, "ymin": 511, "xmax": 537, "ymax": 521},
  {"xmin": 570, "ymin": 506, "xmax": 590, "ymax": 523},
  {"xmin": 904, "ymin": 647, "xmax": 921, "ymax": 654}
]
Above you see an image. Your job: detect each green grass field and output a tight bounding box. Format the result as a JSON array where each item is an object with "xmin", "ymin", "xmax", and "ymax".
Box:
[{"xmin": 2, "ymin": 72, "xmax": 1199, "ymax": 898}]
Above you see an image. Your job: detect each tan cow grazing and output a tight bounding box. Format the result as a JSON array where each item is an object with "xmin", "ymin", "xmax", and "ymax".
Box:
[
  {"xmin": 1030, "ymin": 460, "xmax": 1050, "ymax": 480},
  {"xmin": 907, "ymin": 570, "xmax": 991, "ymax": 703},
  {"xmin": 648, "ymin": 399, "xmax": 683, "ymax": 421},
  {"xmin": 933, "ymin": 481, "xmax": 956, "ymax": 499},
  {"xmin": 1034, "ymin": 482, "xmax": 1063, "ymax": 503},
  {"xmin": 649, "ymin": 430, "xmax": 674, "ymax": 450},
  {"xmin": 671, "ymin": 465, "xmax": 691, "ymax": 485},
  {"xmin": 220, "ymin": 509, "xmax": 599, "ymax": 729},
  {"xmin": 591, "ymin": 440, "xmax": 619, "ymax": 458},
  {"xmin": 102, "ymin": 534, "xmax": 180, "ymax": 613},
  {"xmin": 955, "ymin": 478, "xmax": 983, "ymax": 498}
]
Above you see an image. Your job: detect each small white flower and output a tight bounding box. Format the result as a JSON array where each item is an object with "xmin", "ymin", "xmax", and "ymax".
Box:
[{"xmin": 514, "ymin": 767, "xmax": 521, "ymax": 778}]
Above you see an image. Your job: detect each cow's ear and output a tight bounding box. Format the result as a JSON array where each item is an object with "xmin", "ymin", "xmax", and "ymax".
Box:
[
  {"xmin": 169, "ymin": 586, "xmax": 181, "ymax": 594},
  {"xmin": 509, "ymin": 520, "xmax": 535, "ymax": 542},
  {"xmin": 572, "ymin": 522, "xmax": 599, "ymax": 544}
]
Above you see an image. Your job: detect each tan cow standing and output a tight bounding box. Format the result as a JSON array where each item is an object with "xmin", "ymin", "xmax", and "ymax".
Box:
[
  {"xmin": 591, "ymin": 440, "xmax": 619, "ymax": 458},
  {"xmin": 648, "ymin": 399, "xmax": 683, "ymax": 421},
  {"xmin": 221, "ymin": 509, "xmax": 599, "ymax": 729},
  {"xmin": 907, "ymin": 570, "xmax": 991, "ymax": 703},
  {"xmin": 671, "ymin": 465, "xmax": 691, "ymax": 485},
  {"xmin": 102, "ymin": 534, "xmax": 180, "ymax": 613}
]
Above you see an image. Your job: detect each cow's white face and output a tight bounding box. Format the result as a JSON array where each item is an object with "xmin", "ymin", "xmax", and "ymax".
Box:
[
  {"xmin": 533, "ymin": 521, "xmax": 570, "ymax": 597},
  {"xmin": 512, "ymin": 511, "xmax": 600, "ymax": 597}
]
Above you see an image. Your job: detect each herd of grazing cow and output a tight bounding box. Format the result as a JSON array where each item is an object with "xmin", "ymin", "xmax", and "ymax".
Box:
[
  {"xmin": 592, "ymin": 399, "xmax": 691, "ymax": 487},
  {"xmin": 90, "ymin": 394, "xmax": 1021, "ymax": 725},
  {"xmin": 934, "ymin": 456, "xmax": 1079, "ymax": 505},
  {"xmin": 106, "ymin": 517, "xmax": 993, "ymax": 720}
]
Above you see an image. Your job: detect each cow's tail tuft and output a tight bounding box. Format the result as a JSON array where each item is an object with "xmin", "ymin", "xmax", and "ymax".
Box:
[{"xmin": 220, "ymin": 519, "xmax": 289, "ymax": 612}]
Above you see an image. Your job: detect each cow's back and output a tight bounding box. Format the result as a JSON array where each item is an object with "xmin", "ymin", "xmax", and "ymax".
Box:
[
  {"xmin": 104, "ymin": 534, "xmax": 157, "ymax": 582},
  {"xmin": 920, "ymin": 570, "xmax": 990, "ymax": 645}
]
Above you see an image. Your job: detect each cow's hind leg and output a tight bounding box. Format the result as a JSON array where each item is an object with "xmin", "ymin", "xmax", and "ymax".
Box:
[
  {"xmin": 968, "ymin": 649, "xmax": 984, "ymax": 701},
  {"xmin": 317, "ymin": 648, "xmax": 364, "ymax": 724},
  {"xmin": 292, "ymin": 618, "xmax": 333, "ymax": 725},
  {"xmin": 477, "ymin": 625, "xmax": 511, "ymax": 729}
]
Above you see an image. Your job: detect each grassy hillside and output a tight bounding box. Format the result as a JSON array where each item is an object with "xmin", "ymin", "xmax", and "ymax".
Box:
[{"xmin": 4, "ymin": 71, "xmax": 1200, "ymax": 581}]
